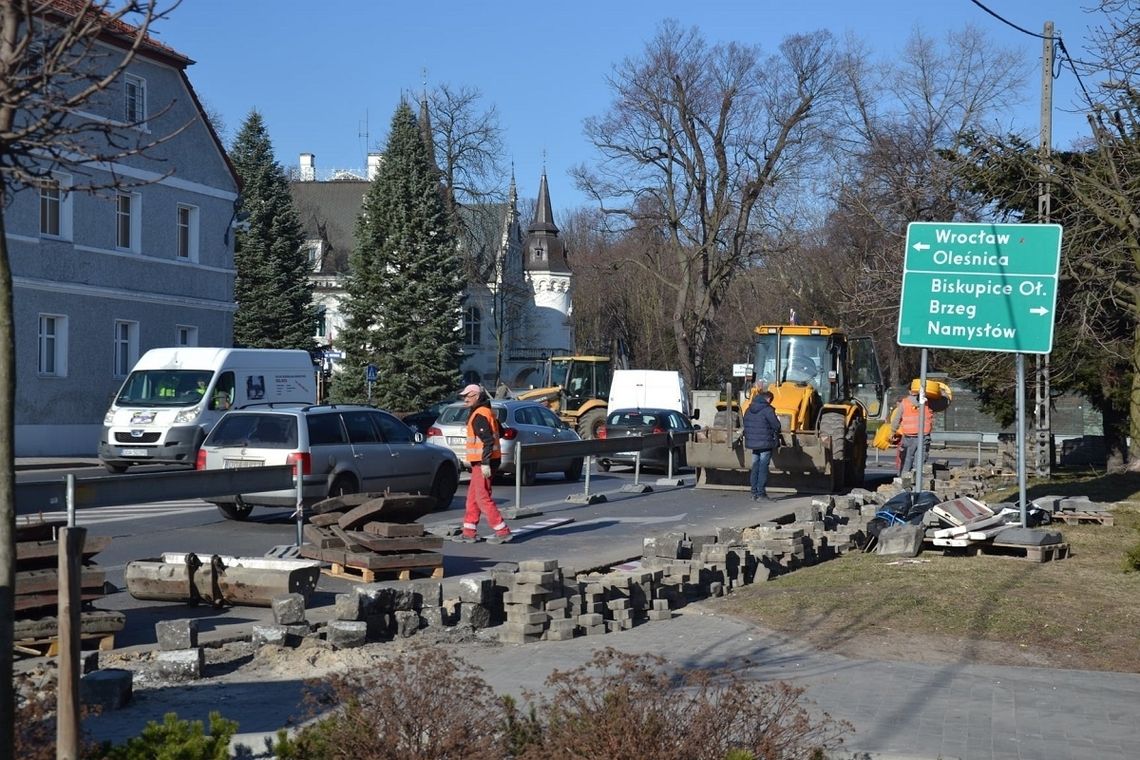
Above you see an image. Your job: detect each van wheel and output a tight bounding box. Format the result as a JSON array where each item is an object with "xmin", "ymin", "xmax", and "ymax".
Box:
[
  {"xmin": 431, "ymin": 466, "xmax": 458, "ymax": 511},
  {"xmin": 521, "ymin": 463, "xmax": 537, "ymax": 486},
  {"xmin": 599, "ymin": 460, "xmax": 612, "ymax": 472},
  {"xmin": 564, "ymin": 458, "xmax": 583, "ymax": 481},
  {"xmin": 329, "ymin": 475, "xmax": 358, "ymax": 498},
  {"xmin": 104, "ymin": 462, "xmax": 128, "ymax": 474},
  {"xmin": 217, "ymin": 503, "xmax": 253, "ymax": 521}
]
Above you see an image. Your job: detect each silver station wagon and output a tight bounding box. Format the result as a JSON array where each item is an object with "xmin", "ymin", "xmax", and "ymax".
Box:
[
  {"xmin": 197, "ymin": 404, "xmax": 460, "ymax": 520},
  {"xmin": 427, "ymin": 399, "xmax": 583, "ymax": 485}
]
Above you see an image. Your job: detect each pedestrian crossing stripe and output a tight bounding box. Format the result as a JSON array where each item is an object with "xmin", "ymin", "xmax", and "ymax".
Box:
[{"xmin": 511, "ymin": 517, "xmax": 574, "ymax": 536}]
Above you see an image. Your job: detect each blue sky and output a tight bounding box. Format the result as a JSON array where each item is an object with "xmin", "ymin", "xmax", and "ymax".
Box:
[{"xmin": 157, "ymin": 0, "xmax": 1098, "ymax": 212}]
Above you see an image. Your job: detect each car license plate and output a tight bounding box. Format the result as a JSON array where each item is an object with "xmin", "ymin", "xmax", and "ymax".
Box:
[
  {"xmin": 120, "ymin": 448, "xmax": 149, "ymax": 457},
  {"xmin": 446, "ymin": 436, "xmax": 465, "ymax": 445},
  {"xmin": 224, "ymin": 458, "xmax": 264, "ymax": 469}
]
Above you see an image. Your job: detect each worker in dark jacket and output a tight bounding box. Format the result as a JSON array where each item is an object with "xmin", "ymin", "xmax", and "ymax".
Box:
[{"xmin": 742, "ymin": 382, "xmax": 781, "ymax": 501}]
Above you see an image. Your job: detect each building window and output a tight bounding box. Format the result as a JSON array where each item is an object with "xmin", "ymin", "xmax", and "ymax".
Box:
[
  {"xmin": 316, "ymin": 305, "xmax": 327, "ymax": 338},
  {"xmin": 176, "ymin": 325, "xmax": 198, "ymax": 347},
  {"xmin": 113, "ymin": 320, "xmax": 139, "ymax": 376},
  {"xmin": 125, "ymin": 73, "xmax": 146, "ymax": 124},
  {"xmin": 38, "ymin": 314, "xmax": 68, "ymax": 377},
  {"xmin": 40, "ymin": 180, "xmax": 60, "ymax": 236},
  {"xmin": 38, "ymin": 173, "xmax": 72, "ymax": 239},
  {"xmin": 116, "ymin": 192, "xmax": 140, "ymax": 251},
  {"xmin": 463, "ymin": 305, "xmax": 482, "ymax": 346},
  {"xmin": 177, "ymin": 204, "xmax": 199, "ymax": 261}
]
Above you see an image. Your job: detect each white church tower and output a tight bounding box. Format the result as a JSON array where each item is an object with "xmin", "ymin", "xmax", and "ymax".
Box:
[{"xmin": 522, "ymin": 172, "xmax": 573, "ymax": 356}]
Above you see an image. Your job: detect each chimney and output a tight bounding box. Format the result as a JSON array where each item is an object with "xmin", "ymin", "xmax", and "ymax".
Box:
[
  {"xmin": 367, "ymin": 152, "xmax": 382, "ymax": 180},
  {"xmin": 299, "ymin": 153, "xmax": 316, "ymax": 182}
]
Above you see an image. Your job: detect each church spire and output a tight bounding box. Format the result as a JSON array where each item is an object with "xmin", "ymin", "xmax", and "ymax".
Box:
[{"xmin": 529, "ymin": 171, "xmax": 559, "ymax": 234}]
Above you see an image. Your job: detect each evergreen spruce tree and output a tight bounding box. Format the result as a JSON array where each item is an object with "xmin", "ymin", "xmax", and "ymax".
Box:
[
  {"xmin": 332, "ymin": 101, "xmax": 463, "ymax": 410},
  {"xmin": 230, "ymin": 109, "xmax": 315, "ymax": 350}
]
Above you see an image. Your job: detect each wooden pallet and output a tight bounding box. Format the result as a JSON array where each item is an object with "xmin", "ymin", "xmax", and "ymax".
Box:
[
  {"xmin": 977, "ymin": 541, "xmax": 1070, "ymax": 563},
  {"xmin": 14, "ymin": 631, "xmax": 115, "ymax": 658},
  {"xmin": 1051, "ymin": 511, "xmax": 1114, "ymax": 526},
  {"xmin": 325, "ymin": 560, "xmax": 444, "ymax": 583}
]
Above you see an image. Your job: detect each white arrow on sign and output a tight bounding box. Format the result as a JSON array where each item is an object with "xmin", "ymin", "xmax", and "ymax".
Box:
[
  {"xmin": 912, "ymin": 242, "xmax": 930, "ymax": 252},
  {"xmin": 1029, "ymin": 306, "xmax": 1049, "ymax": 316}
]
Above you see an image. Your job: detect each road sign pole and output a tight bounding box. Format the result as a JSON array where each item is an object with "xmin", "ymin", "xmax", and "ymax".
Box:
[
  {"xmin": 1016, "ymin": 354, "xmax": 1028, "ymax": 526},
  {"xmin": 915, "ymin": 350, "xmax": 928, "ymax": 493}
]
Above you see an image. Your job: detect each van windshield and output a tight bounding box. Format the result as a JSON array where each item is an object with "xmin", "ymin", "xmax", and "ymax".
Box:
[{"xmin": 116, "ymin": 370, "xmax": 215, "ymax": 407}]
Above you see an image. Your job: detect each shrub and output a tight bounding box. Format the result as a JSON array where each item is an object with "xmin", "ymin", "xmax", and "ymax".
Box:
[
  {"xmin": 272, "ymin": 648, "xmax": 504, "ymax": 760},
  {"xmin": 1123, "ymin": 540, "xmax": 1140, "ymax": 572},
  {"xmin": 273, "ymin": 645, "xmax": 848, "ymax": 760},
  {"xmin": 514, "ymin": 647, "xmax": 849, "ymax": 760},
  {"xmin": 94, "ymin": 711, "xmax": 239, "ymax": 760}
]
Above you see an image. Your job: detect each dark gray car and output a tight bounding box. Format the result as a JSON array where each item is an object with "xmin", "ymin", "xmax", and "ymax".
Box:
[{"xmin": 599, "ymin": 407, "xmax": 695, "ymax": 472}]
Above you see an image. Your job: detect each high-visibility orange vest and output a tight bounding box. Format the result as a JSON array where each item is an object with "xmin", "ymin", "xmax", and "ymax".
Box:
[
  {"xmin": 898, "ymin": 396, "xmax": 933, "ymax": 436},
  {"xmin": 466, "ymin": 405, "xmax": 502, "ymax": 464}
]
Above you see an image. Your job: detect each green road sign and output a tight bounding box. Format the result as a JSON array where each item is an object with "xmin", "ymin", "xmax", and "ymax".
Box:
[{"xmin": 897, "ymin": 222, "xmax": 1063, "ymax": 354}]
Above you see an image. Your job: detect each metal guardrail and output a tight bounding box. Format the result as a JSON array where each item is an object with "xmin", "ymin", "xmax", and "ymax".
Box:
[
  {"xmin": 514, "ymin": 431, "xmax": 690, "ymax": 509},
  {"xmin": 16, "ymin": 466, "xmax": 297, "ymax": 512}
]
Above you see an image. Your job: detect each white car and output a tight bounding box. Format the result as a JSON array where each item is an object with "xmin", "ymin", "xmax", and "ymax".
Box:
[
  {"xmin": 427, "ymin": 399, "xmax": 583, "ymax": 485},
  {"xmin": 197, "ymin": 404, "xmax": 460, "ymax": 520}
]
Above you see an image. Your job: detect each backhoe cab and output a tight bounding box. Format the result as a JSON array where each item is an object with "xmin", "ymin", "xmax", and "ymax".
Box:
[{"xmin": 517, "ymin": 355, "xmax": 612, "ymax": 438}]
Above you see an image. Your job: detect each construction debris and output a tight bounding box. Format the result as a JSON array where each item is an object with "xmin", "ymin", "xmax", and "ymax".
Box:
[
  {"xmin": 300, "ymin": 494, "xmax": 445, "ymax": 582},
  {"xmin": 13, "ymin": 517, "xmax": 123, "ymax": 656}
]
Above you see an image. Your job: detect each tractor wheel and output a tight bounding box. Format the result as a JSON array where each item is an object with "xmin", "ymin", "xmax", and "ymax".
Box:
[{"xmin": 578, "ymin": 409, "xmax": 607, "ymax": 440}]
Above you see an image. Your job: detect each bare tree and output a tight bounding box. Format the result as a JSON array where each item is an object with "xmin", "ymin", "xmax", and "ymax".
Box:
[
  {"xmin": 0, "ymin": 1, "xmax": 181, "ymax": 751},
  {"xmin": 825, "ymin": 25, "xmax": 1026, "ymax": 386},
  {"xmin": 428, "ymin": 83, "xmax": 507, "ymax": 214},
  {"xmin": 574, "ymin": 20, "xmax": 846, "ymax": 388}
]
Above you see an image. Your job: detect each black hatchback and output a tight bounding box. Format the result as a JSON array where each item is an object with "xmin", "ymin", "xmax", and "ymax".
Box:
[{"xmin": 598, "ymin": 407, "xmax": 696, "ymax": 472}]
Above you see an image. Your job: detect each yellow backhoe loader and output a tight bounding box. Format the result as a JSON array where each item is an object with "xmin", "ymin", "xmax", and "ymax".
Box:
[{"xmin": 687, "ymin": 323, "xmax": 886, "ymax": 492}]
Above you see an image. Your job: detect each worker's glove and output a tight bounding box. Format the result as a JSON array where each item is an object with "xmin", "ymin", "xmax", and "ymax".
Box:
[{"xmin": 480, "ymin": 464, "xmax": 492, "ymax": 480}]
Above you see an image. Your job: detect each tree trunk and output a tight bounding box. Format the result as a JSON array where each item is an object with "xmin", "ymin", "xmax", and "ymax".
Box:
[
  {"xmin": 0, "ymin": 213, "xmax": 16, "ymax": 756},
  {"xmin": 1129, "ymin": 317, "xmax": 1140, "ymax": 471}
]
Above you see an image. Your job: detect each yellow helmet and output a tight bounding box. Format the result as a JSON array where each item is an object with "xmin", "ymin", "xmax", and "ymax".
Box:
[{"xmin": 910, "ymin": 379, "xmax": 922, "ymax": 393}]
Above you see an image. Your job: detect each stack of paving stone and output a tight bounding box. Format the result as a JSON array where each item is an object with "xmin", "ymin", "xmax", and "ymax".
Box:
[{"xmin": 492, "ymin": 559, "xmax": 577, "ymax": 643}]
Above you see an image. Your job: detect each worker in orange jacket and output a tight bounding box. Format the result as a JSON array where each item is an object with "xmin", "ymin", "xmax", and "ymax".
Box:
[
  {"xmin": 453, "ymin": 383, "xmax": 513, "ymax": 544},
  {"xmin": 888, "ymin": 381, "xmax": 933, "ymax": 477}
]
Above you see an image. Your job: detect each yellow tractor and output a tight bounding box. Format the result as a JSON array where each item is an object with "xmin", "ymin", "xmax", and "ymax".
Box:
[
  {"xmin": 516, "ymin": 355, "xmax": 613, "ymax": 438},
  {"xmin": 687, "ymin": 323, "xmax": 886, "ymax": 492}
]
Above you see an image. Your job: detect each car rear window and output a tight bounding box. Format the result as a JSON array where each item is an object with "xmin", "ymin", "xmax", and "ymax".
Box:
[
  {"xmin": 608, "ymin": 411, "xmax": 659, "ymax": 427},
  {"xmin": 307, "ymin": 413, "xmax": 347, "ymax": 445},
  {"xmin": 208, "ymin": 414, "xmax": 298, "ymax": 448}
]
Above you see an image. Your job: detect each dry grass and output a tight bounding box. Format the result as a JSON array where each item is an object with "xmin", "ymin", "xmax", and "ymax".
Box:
[{"xmin": 711, "ymin": 493, "xmax": 1140, "ymax": 673}]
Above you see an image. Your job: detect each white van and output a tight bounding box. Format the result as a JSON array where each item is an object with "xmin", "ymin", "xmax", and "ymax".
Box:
[
  {"xmin": 98, "ymin": 347, "xmax": 316, "ymax": 473},
  {"xmin": 608, "ymin": 370, "xmax": 691, "ymax": 417}
]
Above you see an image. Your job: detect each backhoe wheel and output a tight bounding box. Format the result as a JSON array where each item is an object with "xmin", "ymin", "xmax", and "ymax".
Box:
[{"xmin": 578, "ymin": 409, "xmax": 606, "ymax": 440}]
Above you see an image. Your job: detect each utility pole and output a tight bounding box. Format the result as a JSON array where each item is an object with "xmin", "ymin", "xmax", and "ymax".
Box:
[{"xmin": 1034, "ymin": 20, "xmax": 1054, "ymax": 478}]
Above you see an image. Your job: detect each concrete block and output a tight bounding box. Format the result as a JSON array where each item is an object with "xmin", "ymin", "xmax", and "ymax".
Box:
[
  {"xmin": 408, "ymin": 579, "xmax": 442, "ymax": 608},
  {"xmin": 420, "ymin": 606, "xmax": 445, "ymax": 628},
  {"xmin": 876, "ymin": 524, "xmax": 925, "ymax": 557},
  {"xmin": 155, "ymin": 648, "xmax": 204, "ymax": 680},
  {"xmin": 518, "ymin": 559, "xmax": 559, "ymax": 572},
  {"xmin": 155, "ymin": 619, "xmax": 198, "ymax": 651},
  {"xmin": 458, "ymin": 602, "xmax": 492, "ymax": 630},
  {"xmin": 251, "ymin": 624, "xmax": 289, "ymax": 647},
  {"xmin": 271, "ymin": 593, "xmax": 307, "ymax": 626},
  {"xmin": 452, "ymin": 574, "xmax": 494, "ymax": 605},
  {"xmin": 326, "ymin": 620, "xmax": 368, "ymax": 649},
  {"xmin": 577, "ymin": 612, "xmax": 604, "ymax": 626},
  {"xmin": 795, "ymin": 504, "xmax": 822, "ymax": 522},
  {"xmin": 394, "ymin": 610, "xmax": 421, "ymax": 637},
  {"xmin": 334, "ymin": 592, "xmax": 363, "ymax": 621},
  {"xmin": 81, "ymin": 668, "xmax": 133, "ymax": 711}
]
